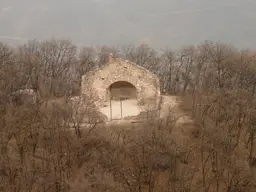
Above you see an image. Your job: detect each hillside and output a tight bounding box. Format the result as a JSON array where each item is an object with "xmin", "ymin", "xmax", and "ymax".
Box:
[{"xmin": 0, "ymin": 39, "xmax": 256, "ymax": 191}]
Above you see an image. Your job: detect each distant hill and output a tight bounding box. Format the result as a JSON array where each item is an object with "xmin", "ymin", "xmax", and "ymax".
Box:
[{"xmin": 1, "ymin": 0, "xmax": 256, "ymax": 48}]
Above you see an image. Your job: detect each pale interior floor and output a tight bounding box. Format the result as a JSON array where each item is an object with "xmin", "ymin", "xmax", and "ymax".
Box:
[{"xmin": 100, "ymin": 99, "xmax": 141, "ymax": 120}]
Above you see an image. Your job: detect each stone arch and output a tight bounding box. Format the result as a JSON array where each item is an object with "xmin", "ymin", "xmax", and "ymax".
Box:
[
  {"xmin": 106, "ymin": 81, "xmax": 137, "ymax": 101},
  {"xmin": 81, "ymin": 58, "xmax": 161, "ymax": 108},
  {"xmin": 102, "ymin": 77, "xmax": 143, "ymax": 104}
]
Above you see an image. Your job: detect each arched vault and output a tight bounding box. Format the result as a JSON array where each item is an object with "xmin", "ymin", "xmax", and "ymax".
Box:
[{"xmin": 81, "ymin": 56, "xmax": 160, "ymax": 108}]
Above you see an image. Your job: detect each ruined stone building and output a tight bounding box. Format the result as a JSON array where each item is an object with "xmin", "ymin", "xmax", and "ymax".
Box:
[{"xmin": 80, "ymin": 55, "xmax": 161, "ymax": 121}]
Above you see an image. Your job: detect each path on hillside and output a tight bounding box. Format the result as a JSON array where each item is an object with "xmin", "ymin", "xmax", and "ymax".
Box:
[{"xmin": 160, "ymin": 95, "xmax": 194, "ymax": 147}]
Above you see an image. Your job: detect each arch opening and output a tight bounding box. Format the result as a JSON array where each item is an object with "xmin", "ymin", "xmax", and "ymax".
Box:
[
  {"xmin": 101, "ymin": 81, "xmax": 140, "ymax": 120},
  {"xmin": 107, "ymin": 81, "xmax": 137, "ymax": 101}
]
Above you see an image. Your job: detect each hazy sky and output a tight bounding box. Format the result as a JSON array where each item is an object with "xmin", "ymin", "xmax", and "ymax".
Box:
[{"xmin": 0, "ymin": 0, "xmax": 256, "ymax": 49}]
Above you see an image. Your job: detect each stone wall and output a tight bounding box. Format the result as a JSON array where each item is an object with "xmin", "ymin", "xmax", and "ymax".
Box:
[{"xmin": 81, "ymin": 57, "xmax": 161, "ymax": 109}]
